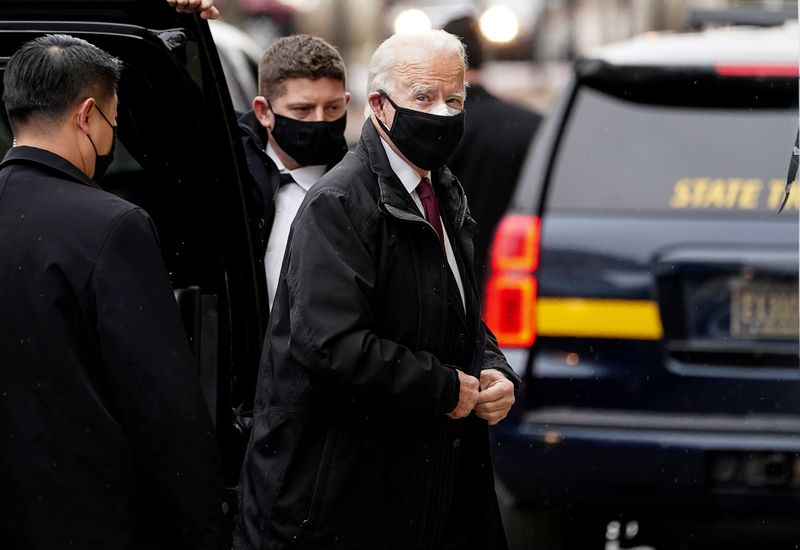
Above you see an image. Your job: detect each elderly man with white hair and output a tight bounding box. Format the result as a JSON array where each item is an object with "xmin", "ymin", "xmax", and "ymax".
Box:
[{"xmin": 235, "ymin": 29, "xmax": 519, "ymax": 550}]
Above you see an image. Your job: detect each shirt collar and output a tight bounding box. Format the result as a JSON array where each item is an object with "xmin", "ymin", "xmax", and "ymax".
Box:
[
  {"xmin": 265, "ymin": 141, "xmax": 326, "ymax": 192},
  {"xmin": 378, "ymin": 135, "xmax": 429, "ymax": 195}
]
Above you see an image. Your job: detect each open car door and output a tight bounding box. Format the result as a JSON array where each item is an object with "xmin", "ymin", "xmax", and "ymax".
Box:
[{"xmin": 0, "ymin": 0, "xmax": 268, "ymax": 507}]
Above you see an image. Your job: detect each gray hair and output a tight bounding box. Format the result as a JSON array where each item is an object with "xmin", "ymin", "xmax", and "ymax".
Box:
[{"xmin": 364, "ymin": 29, "xmax": 466, "ymax": 117}]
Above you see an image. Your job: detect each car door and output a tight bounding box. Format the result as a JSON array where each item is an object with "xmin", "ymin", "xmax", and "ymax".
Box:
[{"xmin": 0, "ymin": 0, "xmax": 268, "ymax": 498}]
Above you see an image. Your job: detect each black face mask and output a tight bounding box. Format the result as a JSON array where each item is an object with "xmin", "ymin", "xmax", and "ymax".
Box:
[
  {"xmin": 376, "ymin": 90, "xmax": 465, "ymax": 171},
  {"xmin": 270, "ymin": 109, "xmax": 347, "ymax": 167},
  {"xmin": 86, "ymin": 105, "xmax": 116, "ymax": 181}
]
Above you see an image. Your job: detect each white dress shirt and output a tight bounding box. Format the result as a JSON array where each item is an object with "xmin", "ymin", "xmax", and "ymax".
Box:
[
  {"xmin": 265, "ymin": 142, "xmax": 326, "ymax": 309},
  {"xmin": 379, "ymin": 138, "xmax": 465, "ymax": 308}
]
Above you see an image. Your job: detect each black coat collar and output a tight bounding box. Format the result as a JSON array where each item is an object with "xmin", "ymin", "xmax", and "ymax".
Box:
[
  {"xmin": 356, "ymin": 119, "xmax": 469, "ymax": 231},
  {"xmin": 0, "ymin": 146, "xmax": 101, "ymax": 190},
  {"xmin": 238, "ymin": 109, "xmax": 269, "ymax": 152}
]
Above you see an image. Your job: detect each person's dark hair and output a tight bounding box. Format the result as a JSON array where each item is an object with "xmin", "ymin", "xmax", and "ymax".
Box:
[
  {"xmin": 258, "ymin": 34, "xmax": 345, "ymax": 99},
  {"xmin": 443, "ymin": 15, "xmax": 484, "ymax": 70},
  {"xmin": 3, "ymin": 34, "xmax": 122, "ymax": 126}
]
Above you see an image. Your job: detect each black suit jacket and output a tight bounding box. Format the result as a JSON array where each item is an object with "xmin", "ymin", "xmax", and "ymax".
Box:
[
  {"xmin": 448, "ymin": 85, "xmax": 541, "ymax": 285},
  {"xmin": 0, "ymin": 147, "xmax": 226, "ymax": 550}
]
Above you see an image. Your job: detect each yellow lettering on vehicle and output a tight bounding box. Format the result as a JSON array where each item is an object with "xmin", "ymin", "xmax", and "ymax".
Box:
[
  {"xmin": 724, "ymin": 179, "xmax": 743, "ymax": 208},
  {"xmin": 740, "ymin": 179, "xmax": 762, "ymax": 209},
  {"xmin": 690, "ymin": 178, "xmax": 709, "ymax": 207},
  {"xmin": 703, "ymin": 180, "xmax": 727, "ymax": 208},
  {"xmin": 669, "ymin": 179, "xmax": 692, "ymax": 208},
  {"xmin": 669, "ymin": 178, "xmax": 773, "ymax": 210}
]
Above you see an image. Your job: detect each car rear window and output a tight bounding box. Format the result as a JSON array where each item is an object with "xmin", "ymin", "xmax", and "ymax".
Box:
[{"xmin": 547, "ymin": 79, "xmax": 798, "ymax": 214}]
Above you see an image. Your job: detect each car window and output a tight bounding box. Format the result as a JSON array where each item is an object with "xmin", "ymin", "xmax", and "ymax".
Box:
[
  {"xmin": 547, "ymin": 81, "xmax": 798, "ymax": 215},
  {"xmin": 0, "ymin": 31, "xmax": 225, "ymax": 289}
]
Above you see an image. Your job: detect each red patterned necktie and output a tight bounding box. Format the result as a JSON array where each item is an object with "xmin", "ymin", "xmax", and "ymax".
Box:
[{"xmin": 417, "ymin": 176, "xmax": 445, "ymax": 252}]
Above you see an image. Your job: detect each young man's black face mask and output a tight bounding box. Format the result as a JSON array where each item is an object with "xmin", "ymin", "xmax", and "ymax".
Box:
[
  {"xmin": 376, "ymin": 90, "xmax": 465, "ymax": 171},
  {"xmin": 269, "ymin": 104, "xmax": 347, "ymax": 167}
]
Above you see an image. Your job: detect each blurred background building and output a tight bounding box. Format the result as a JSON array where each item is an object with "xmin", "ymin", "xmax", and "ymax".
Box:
[{"xmin": 210, "ymin": 0, "xmax": 797, "ymax": 136}]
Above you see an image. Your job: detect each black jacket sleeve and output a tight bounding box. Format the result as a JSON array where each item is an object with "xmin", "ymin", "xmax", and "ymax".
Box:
[
  {"xmin": 481, "ymin": 323, "xmax": 522, "ymax": 390},
  {"xmin": 283, "ymin": 188, "xmax": 460, "ymax": 416},
  {"xmin": 91, "ymin": 208, "xmax": 227, "ymax": 550}
]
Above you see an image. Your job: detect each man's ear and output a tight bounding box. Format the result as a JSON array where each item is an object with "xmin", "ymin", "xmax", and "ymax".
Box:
[
  {"xmin": 253, "ymin": 96, "xmax": 274, "ymax": 131},
  {"xmin": 344, "ymin": 91, "xmax": 352, "ymax": 107},
  {"xmin": 367, "ymin": 92, "xmax": 387, "ymax": 124},
  {"xmin": 75, "ymin": 97, "xmax": 96, "ymax": 133}
]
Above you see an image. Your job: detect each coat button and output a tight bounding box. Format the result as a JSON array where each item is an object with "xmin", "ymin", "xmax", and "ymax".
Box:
[
  {"xmin": 456, "ymin": 333, "xmax": 465, "ymax": 344},
  {"xmin": 453, "ymin": 438, "xmax": 461, "ymax": 449}
]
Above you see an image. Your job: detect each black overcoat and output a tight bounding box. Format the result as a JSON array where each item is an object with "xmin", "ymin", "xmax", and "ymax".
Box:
[
  {"xmin": 0, "ymin": 147, "xmax": 227, "ymax": 549},
  {"xmin": 238, "ymin": 109, "xmax": 282, "ymax": 256},
  {"xmin": 235, "ymin": 121, "xmax": 519, "ymax": 550}
]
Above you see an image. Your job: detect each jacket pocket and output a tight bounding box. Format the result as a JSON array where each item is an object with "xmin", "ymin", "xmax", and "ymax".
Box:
[
  {"xmin": 292, "ymin": 425, "xmax": 392, "ymax": 549},
  {"xmin": 294, "ymin": 429, "xmax": 338, "ymax": 543}
]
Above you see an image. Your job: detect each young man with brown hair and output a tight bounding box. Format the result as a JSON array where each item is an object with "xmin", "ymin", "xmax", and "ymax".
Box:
[{"xmin": 238, "ymin": 34, "xmax": 350, "ymax": 311}]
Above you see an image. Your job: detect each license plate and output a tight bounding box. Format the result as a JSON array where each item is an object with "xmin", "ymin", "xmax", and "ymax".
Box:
[{"xmin": 730, "ymin": 280, "xmax": 799, "ymax": 339}]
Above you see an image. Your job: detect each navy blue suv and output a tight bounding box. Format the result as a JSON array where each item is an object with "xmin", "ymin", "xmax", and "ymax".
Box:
[{"xmin": 485, "ymin": 20, "xmax": 800, "ymax": 549}]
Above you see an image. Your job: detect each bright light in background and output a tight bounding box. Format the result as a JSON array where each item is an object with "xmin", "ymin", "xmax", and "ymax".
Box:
[
  {"xmin": 394, "ymin": 9, "xmax": 432, "ymax": 35},
  {"xmin": 480, "ymin": 5, "xmax": 520, "ymax": 44}
]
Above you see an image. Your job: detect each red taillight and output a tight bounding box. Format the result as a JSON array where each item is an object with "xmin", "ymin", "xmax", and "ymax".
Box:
[
  {"xmin": 715, "ymin": 64, "xmax": 799, "ymax": 77},
  {"xmin": 491, "ymin": 214, "xmax": 540, "ymax": 272},
  {"xmin": 484, "ymin": 215, "xmax": 540, "ymax": 347}
]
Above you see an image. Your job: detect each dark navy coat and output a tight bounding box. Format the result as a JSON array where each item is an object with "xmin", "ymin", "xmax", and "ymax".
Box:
[{"xmin": 0, "ymin": 147, "xmax": 227, "ymax": 550}]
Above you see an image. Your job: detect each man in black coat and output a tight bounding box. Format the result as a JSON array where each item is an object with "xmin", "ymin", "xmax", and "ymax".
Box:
[
  {"xmin": 0, "ymin": 34, "xmax": 227, "ymax": 549},
  {"xmin": 233, "ymin": 34, "xmax": 349, "ymax": 449},
  {"xmin": 443, "ymin": 15, "xmax": 542, "ymax": 287},
  {"xmin": 238, "ymin": 34, "xmax": 349, "ymax": 311},
  {"xmin": 235, "ymin": 29, "xmax": 519, "ymax": 550}
]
